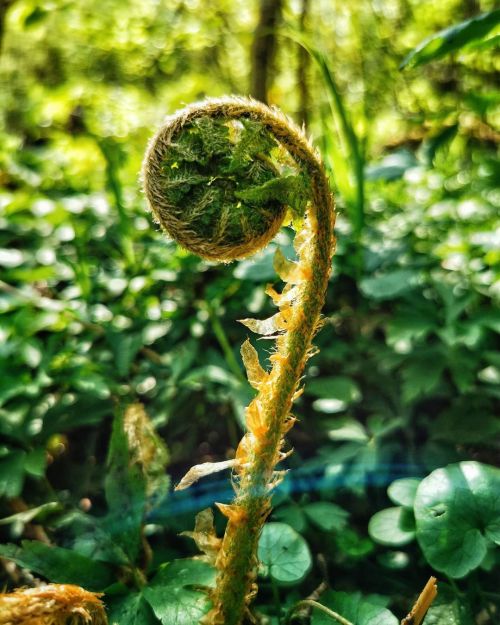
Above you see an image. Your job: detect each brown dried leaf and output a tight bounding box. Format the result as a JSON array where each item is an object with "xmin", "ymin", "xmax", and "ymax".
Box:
[
  {"xmin": 123, "ymin": 403, "xmax": 169, "ymax": 499},
  {"xmin": 238, "ymin": 313, "xmax": 284, "ymax": 336},
  {"xmin": 0, "ymin": 584, "xmax": 107, "ymax": 625},
  {"xmin": 175, "ymin": 459, "xmax": 237, "ymax": 491},
  {"xmin": 241, "ymin": 339, "xmax": 267, "ymax": 390},
  {"xmin": 245, "ymin": 399, "xmax": 268, "ymax": 438},
  {"xmin": 265, "ymin": 283, "xmax": 298, "ymax": 309},
  {"xmin": 181, "ymin": 508, "xmax": 221, "ymax": 564},
  {"xmin": 215, "ymin": 503, "xmax": 247, "ymax": 524}
]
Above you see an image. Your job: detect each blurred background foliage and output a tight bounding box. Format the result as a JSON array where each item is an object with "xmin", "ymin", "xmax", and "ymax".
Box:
[{"xmin": 0, "ymin": 0, "xmax": 499, "ymax": 623}]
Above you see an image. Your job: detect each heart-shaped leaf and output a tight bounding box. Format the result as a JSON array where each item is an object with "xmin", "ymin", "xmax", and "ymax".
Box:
[{"xmin": 258, "ymin": 522, "xmax": 312, "ymax": 584}]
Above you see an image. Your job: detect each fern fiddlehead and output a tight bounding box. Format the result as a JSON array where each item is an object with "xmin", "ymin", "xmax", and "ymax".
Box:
[{"xmin": 142, "ymin": 96, "xmax": 336, "ymax": 625}]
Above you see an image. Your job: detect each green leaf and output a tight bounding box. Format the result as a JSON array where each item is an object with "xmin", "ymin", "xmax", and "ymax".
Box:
[
  {"xmin": 0, "ymin": 450, "xmax": 26, "ymax": 497},
  {"xmin": 143, "ymin": 560, "xmax": 215, "ymax": 625},
  {"xmin": 273, "ymin": 504, "xmax": 307, "ymax": 533},
  {"xmin": 0, "ymin": 502, "xmax": 61, "ymax": 526},
  {"xmin": 325, "ymin": 417, "xmax": 369, "ymax": 442},
  {"xmin": 104, "ymin": 411, "xmax": 147, "ymax": 564},
  {"xmin": 107, "ymin": 592, "xmax": 159, "ymax": 625},
  {"xmin": 73, "ymin": 373, "xmax": 111, "ymax": 399},
  {"xmin": 387, "ymin": 478, "xmax": 421, "ymax": 508},
  {"xmin": 303, "ymin": 502, "xmax": 349, "ymax": 532},
  {"xmin": 365, "ymin": 150, "xmax": 418, "ymax": 181},
  {"xmin": 422, "ymin": 589, "xmax": 474, "ymax": 625},
  {"xmin": 360, "ymin": 270, "xmax": 419, "ymax": 300},
  {"xmin": 106, "ymin": 330, "xmax": 144, "ymax": 377},
  {"xmin": 335, "ymin": 528, "xmax": 374, "ymax": 559},
  {"xmin": 311, "ymin": 591, "xmax": 398, "ymax": 625},
  {"xmin": 368, "ymin": 507, "xmax": 415, "ymax": 547},
  {"xmin": 401, "ymin": 352, "xmax": 445, "ymax": 403},
  {"xmin": 235, "ymin": 173, "xmax": 310, "ymax": 217},
  {"xmin": 258, "ymin": 522, "xmax": 312, "ymax": 584},
  {"xmin": 401, "ymin": 9, "xmax": 500, "ymax": 69},
  {"xmin": 24, "ymin": 446, "xmax": 47, "ymax": 477},
  {"xmin": 433, "ymin": 406, "xmax": 500, "ymax": 445},
  {"xmin": 385, "ymin": 313, "xmax": 434, "ymax": 348},
  {"xmin": 0, "ymin": 541, "xmax": 115, "ymax": 590},
  {"xmin": 306, "ymin": 376, "xmax": 361, "ymax": 402},
  {"xmin": 414, "ymin": 461, "xmax": 500, "ymax": 578}
]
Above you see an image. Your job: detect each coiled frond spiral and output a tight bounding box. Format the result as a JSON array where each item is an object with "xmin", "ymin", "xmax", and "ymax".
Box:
[
  {"xmin": 143, "ymin": 96, "xmax": 336, "ymax": 625},
  {"xmin": 142, "ymin": 98, "xmax": 310, "ymax": 261}
]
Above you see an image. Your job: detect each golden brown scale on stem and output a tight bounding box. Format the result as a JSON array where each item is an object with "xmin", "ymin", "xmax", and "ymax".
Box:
[{"xmin": 143, "ymin": 96, "xmax": 336, "ymax": 625}]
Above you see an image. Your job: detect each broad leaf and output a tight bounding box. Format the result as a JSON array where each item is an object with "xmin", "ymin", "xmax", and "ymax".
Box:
[
  {"xmin": 360, "ymin": 270, "xmax": 419, "ymax": 300},
  {"xmin": 104, "ymin": 411, "xmax": 147, "ymax": 564},
  {"xmin": 368, "ymin": 507, "xmax": 415, "ymax": 547},
  {"xmin": 106, "ymin": 330, "xmax": 144, "ymax": 377},
  {"xmin": 143, "ymin": 560, "xmax": 215, "ymax": 625},
  {"xmin": 107, "ymin": 591, "xmax": 159, "ymax": 625},
  {"xmin": 402, "ymin": 9, "xmax": 500, "ymax": 69},
  {"xmin": 387, "ymin": 478, "xmax": 421, "ymax": 508},
  {"xmin": 0, "ymin": 502, "xmax": 61, "ymax": 526},
  {"xmin": 423, "ymin": 597, "xmax": 474, "ymax": 625},
  {"xmin": 306, "ymin": 376, "xmax": 361, "ymax": 403},
  {"xmin": 421, "ymin": 587, "xmax": 474, "ymax": 625},
  {"xmin": 414, "ymin": 461, "xmax": 500, "ymax": 578},
  {"xmin": 311, "ymin": 591, "xmax": 398, "ymax": 625},
  {"xmin": 0, "ymin": 541, "xmax": 115, "ymax": 590},
  {"xmin": 303, "ymin": 502, "xmax": 349, "ymax": 532},
  {"xmin": 0, "ymin": 451, "xmax": 26, "ymax": 498},
  {"xmin": 401, "ymin": 352, "xmax": 445, "ymax": 403},
  {"xmin": 258, "ymin": 522, "xmax": 312, "ymax": 584}
]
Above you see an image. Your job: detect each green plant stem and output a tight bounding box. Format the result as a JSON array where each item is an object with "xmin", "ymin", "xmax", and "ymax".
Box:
[
  {"xmin": 97, "ymin": 137, "xmax": 136, "ymax": 267},
  {"xmin": 270, "ymin": 577, "xmax": 282, "ymax": 623},
  {"xmin": 206, "ymin": 302, "xmax": 246, "ymax": 383},
  {"xmin": 284, "ymin": 600, "xmax": 354, "ymax": 625}
]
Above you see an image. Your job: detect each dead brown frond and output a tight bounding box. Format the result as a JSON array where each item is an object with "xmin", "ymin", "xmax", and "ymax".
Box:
[{"xmin": 0, "ymin": 584, "xmax": 107, "ymax": 625}]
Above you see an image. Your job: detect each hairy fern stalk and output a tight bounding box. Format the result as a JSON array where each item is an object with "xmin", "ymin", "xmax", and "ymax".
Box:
[{"xmin": 143, "ymin": 96, "xmax": 336, "ymax": 625}]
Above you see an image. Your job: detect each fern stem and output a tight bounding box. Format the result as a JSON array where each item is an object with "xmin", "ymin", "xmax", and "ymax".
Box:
[{"xmin": 143, "ymin": 97, "xmax": 335, "ymax": 625}]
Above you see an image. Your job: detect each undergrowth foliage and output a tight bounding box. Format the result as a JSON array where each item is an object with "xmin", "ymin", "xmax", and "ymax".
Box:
[{"xmin": 0, "ymin": 8, "xmax": 499, "ymax": 623}]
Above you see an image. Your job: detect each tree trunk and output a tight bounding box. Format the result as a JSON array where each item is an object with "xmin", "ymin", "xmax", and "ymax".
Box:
[
  {"xmin": 250, "ymin": 0, "xmax": 283, "ymax": 104},
  {"xmin": 297, "ymin": 0, "xmax": 310, "ymax": 126},
  {"xmin": 0, "ymin": 0, "xmax": 15, "ymax": 57}
]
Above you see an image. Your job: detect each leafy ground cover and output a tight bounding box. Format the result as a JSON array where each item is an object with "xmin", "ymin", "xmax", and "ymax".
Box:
[{"xmin": 0, "ymin": 1, "xmax": 499, "ymax": 624}]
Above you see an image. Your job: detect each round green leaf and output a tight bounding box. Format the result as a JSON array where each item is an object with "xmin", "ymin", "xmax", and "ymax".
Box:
[
  {"xmin": 414, "ymin": 461, "xmax": 500, "ymax": 578},
  {"xmin": 369, "ymin": 507, "xmax": 415, "ymax": 546},
  {"xmin": 387, "ymin": 478, "xmax": 421, "ymax": 508},
  {"xmin": 311, "ymin": 591, "xmax": 398, "ymax": 625},
  {"xmin": 258, "ymin": 522, "xmax": 312, "ymax": 584}
]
